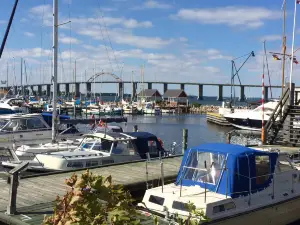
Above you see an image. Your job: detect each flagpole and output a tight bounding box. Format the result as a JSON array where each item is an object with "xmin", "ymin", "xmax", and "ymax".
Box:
[{"xmin": 289, "ymin": 0, "xmax": 297, "ymax": 89}]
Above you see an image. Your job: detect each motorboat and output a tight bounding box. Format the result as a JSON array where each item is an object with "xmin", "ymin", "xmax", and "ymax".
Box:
[
  {"xmin": 139, "ymin": 143, "xmax": 300, "ymax": 225},
  {"xmin": 0, "ymin": 113, "xmax": 82, "ymax": 147},
  {"xmin": 14, "ymin": 124, "xmax": 124, "ymax": 157},
  {"xmin": 0, "ymin": 97, "xmax": 29, "ymax": 114},
  {"xmin": 2, "ymin": 132, "xmax": 170, "ymax": 172},
  {"xmin": 223, "ymin": 101, "xmax": 279, "ymax": 131}
]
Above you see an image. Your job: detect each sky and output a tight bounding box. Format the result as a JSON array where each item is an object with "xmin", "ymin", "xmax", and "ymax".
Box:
[{"xmin": 0, "ymin": 0, "xmax": 299, "ymax": 98}]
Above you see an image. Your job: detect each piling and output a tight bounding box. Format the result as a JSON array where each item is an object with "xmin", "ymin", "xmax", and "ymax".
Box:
[
  {"xmin": 133, "ymin": 125, "xmax": 138, "ymax": 132},
  {"xmin": 182, "ymin": 128, "xmax": 188, "ymax": 153},
  {"xmin": 226, "ymin": 132, "xmax": 231, "ymax": 144}
]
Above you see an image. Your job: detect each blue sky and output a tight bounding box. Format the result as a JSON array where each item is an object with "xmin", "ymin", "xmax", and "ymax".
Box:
[{"xmin": 0, "ymin": 0, "xmax": 299, "ymax": 97}]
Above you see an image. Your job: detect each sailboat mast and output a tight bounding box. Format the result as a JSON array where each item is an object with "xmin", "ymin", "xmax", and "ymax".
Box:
[
  {"xmin": 289, "ymin": 0, "xmax": 297, "ymax": 89},
  {"xmin": 281, "ymin": 0, "xmax": 286, "ymax": 96},
  {"xmin": 20, "ymin": 57, "xmax": 22, "ymax": 96},
  {"xmin": 52, "ymin": 0, "xmax": 58, "ymax": 143}
]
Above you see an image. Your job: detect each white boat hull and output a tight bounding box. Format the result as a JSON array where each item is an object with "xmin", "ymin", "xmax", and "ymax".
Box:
[{"xmin": 209, "ymin": 196, "xmax": 300, "ymax": 225}]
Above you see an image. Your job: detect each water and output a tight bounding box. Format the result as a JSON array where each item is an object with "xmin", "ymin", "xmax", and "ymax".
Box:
[{"xmin": 111, "ymin": 114, "xmax": 233, "ymax": 151}]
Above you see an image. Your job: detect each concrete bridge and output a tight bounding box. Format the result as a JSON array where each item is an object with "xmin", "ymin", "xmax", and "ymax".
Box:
[{"xmin": 3, "ymin": 80, "xmax": 280, "ymax": 102}]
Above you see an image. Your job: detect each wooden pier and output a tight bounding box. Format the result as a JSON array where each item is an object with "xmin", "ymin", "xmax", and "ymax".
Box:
[
  {"xmin": 0, "ymin": 155, "xmax": 182, "ymax": 225},
  {"xmin": 206, "ymin": 112, "xmax": 231, "ymax": 126}
]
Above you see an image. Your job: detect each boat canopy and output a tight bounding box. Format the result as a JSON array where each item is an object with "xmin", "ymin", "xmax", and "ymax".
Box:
[
  {"xmin": 125, "ymin": 132, "xmax": 165, "ymax": 158},
  {"xmin": 176, "ymin": 143, "xmax": 278, "ymax": 198}
]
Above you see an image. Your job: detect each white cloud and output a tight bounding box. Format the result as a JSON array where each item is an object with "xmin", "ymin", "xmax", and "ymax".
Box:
[
  {"xmin": 100, "ymin": 7, "xmax": 118, "ymax": 12},
  {"xmin": 0, "ymin": 20, "xmax": 6, "ymax": 24},
  {"xmin": 133, "ymin": 1, "xmax": 172, "ymax": 10},
  {"xmin": 78, "ymin": 27, "xmax": 172, "ymax": 49},
  {"xmin": 260, "ymin": 35, "xmax": 282, "ymax": 42},
  {"xmin": 24, "ymin": 32, "xmax": 35, "ymax": 37},
  {"xmin": 179, "ymin": 37, "xmax": 188, "ymax": 42},
  {"xmin": 71, "ymin": 17, "xmax": 152, "ymax": 29},
  {"xmin": 59, "ymin": 36, "xmax": 80, "ymax": 44},
  {"xmin": 172, "ymin": 6, "xmax": 281, "ymax": 28}
]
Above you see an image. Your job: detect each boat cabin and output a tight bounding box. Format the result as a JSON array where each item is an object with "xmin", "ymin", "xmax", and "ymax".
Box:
[
  {"xmin": 31, "ymin": 132, "xmax": 167, "ymax": 171},
  {"xmin": 140, "ymin": 143, "xmax": 300, "ymax": 221}
]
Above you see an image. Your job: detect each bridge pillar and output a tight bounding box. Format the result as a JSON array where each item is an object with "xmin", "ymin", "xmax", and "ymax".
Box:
[
  {"xmin": 118, "ymin": 82, "xmax": 123, "ymax": 98},
  {"xmin": 46, "ymin": 84, "xmax": 51, "ymax": 97},
  {"xmin": 180, "ymin": 84, "xmax": 185, "ymax": 90},
  {"xmin": 264, "ymin": 86, "xmax": 268, "ymax": 102},
  {"xmin": 148, "ymin": 82, "xmax": 152, "ymax": 89},
  {"xmin": 14, "ymin": 86, "xmax": 17, "ymax": 95},
  {"xmin": 239, "ymin": 85, "xmax": 245, "ymax": 102},
  {"xmin": 217, "ymin": 85, "xmax": 223, "ymax": 101},
  {"xmin": 86, "ymin": 83, "xmax": 91, "ymax": 97},
  {"xmin": 163, "ymin": 83, "xmax": 168, "ymax": 93},
  {"xmin": 132, "ymin": 82, "xmax": 137, "ymax": 99},
  {"xmin": 75, "ymin": 83, "xmax": 80, "ymax": 97},
  {"xmin": 38, "ymin": 85, "xmax": 42, "ymax": 96},
  {"xmin": 30, "ymin": 86, "xmax": 34, "ymax": 95},
  {"xmin": 198, "ymin": 85, "xmax": 203, "ymax": 100},
  {"xmin": 65, "ymin": 83, "xmax": 70, "ymax": 95}
]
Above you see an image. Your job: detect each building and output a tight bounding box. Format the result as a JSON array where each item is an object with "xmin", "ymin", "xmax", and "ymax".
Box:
[
  {"xmin": 137, "ymin": 89, "xmax": 162, "ymax": 102},
  {"xmin": 163, "ymin": 89, "xmax": 188, "ymax": 107}
]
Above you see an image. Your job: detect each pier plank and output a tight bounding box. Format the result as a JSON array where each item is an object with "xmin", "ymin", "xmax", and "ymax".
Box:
[{"xmin": 0, "ymin": 156, "xmax": 182, "ymax": 225}]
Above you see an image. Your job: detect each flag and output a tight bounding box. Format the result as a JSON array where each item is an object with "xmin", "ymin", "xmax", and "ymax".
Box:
[
  {"xmin": 297, "ymin": 0, "xmax": 300, "ymax": 4},
  {"xmin": 272, "ymin": 54, "xmax": 281, "ymax": 60},
  {"xmin": 293, "ymin": 58, "xmax": 299, "ymax": 64}
]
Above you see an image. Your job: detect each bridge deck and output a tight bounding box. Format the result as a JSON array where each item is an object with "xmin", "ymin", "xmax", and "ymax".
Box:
[{"xmin": 0, "ymin": 156, "xmax": 182, "ymax": 225}]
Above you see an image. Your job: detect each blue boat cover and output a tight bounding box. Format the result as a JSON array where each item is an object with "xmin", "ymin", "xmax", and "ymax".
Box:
[
  {"xmin": 41, "ymin": 112, "xmax": 70, "ymax": 127},
  {"xmin": 176, "ymin": 143, "xmax": 278, "ymax": 198}
]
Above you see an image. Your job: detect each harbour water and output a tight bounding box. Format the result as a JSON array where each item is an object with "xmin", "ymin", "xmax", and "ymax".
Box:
[{"xmin": 106, "ymin": 114, "xmax": 233, "ymax": 151}]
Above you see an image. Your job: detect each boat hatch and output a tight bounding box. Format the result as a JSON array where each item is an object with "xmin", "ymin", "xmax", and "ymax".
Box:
[{"xmin": 176, "ymin": 143, "xmax": 278, "ymax": 198}]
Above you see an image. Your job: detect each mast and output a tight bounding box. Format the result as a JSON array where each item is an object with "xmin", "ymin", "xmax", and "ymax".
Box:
[
  {"xmin": 281, "ymin": 0, "xmax": 286, "ymax": 96},
  {"xmin": 52, "ymin": 0, "xmax": 58, "ymax": 143},
  {"xmin": 6, "ymin": 62, "xmax": 8, "ymax": 89},
  {"xmin": 289, "ymin": 0, "xmax": 297, "ymax": 89},
  {"xmin": 20, "ymin": 57, "xmax": 22, "ymax": 96}
]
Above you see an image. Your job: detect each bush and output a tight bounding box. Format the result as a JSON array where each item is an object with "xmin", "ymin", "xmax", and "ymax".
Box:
[{"xmin": 43, "ymin": 170, "xmax": 140, "ymax": 225}]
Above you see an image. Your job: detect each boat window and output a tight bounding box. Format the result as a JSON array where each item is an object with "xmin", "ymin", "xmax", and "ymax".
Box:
[
  {"xmin": 148, "ymin": 140, "xmax": 159, "ymax": 154},
  {"xmin": 149, "ymin": 195, "xmax": 164, "ymax": 206},
  {"xmin": 27, "ymin": 118, "xmax": 47, "ymax": 129},
  {"xmin": 255, "ymin": 156, "xmax": 270, "ymax": 185},
  {"xmin": 172, "ymin": 201, "xmax": 189, "ymax": 212},
  {"xmin": 67, "ymin": 162, "xmax": 83, "ymax": 168},
  {"xmin": 278, "ymin": 155, "xmax": 294, "ymax": 172},
  {"xmin": 213, "ymin": 202, "xmax": 235, "ymax": 214},
  {"xmin": 182, "ymin": 151, "xmax": 225, "ymax": 185},
  {"xmin": 0, "ymin": 119, "xmax": 9, "ymax": 130},
  {"xmin": 86, "ymin": 161, "xmax": 98, "ymax": 167},
  {"xmin": 2, "ymin": 119, "xmax": 21, "ymax": 131},
  {"xmin": 112, "ymin": 141, "xmax": 136, "ymax": 155}
]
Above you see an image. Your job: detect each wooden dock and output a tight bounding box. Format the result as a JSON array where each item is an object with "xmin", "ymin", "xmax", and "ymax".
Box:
[
  {"xmin": 0, "ymin": 155, "xmax": 182, "ymax": 225},
  {"xmin": 206, "ymin": 112, "xmax": 231, "ymax": 126}
]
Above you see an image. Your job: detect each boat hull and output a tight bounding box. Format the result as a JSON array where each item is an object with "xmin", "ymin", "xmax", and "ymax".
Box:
[
  {"xmin": 224, "ymin": 117, "xmax": 266, "ymax": 131},
  {"xmin": 207, "ymin": 195, "xmax": 300, "ymax": 225}
]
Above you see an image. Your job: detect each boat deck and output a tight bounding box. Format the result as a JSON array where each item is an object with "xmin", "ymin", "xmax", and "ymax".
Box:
[{"xmin": 0, "ymin": 155, "xmax": 182, "ymax": 225}]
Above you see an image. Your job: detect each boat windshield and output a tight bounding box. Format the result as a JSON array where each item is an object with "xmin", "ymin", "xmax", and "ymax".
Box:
[
  {"xmin": 182, "ymin": 151, "xmax": 225, "ymax": 185},
  {"xmin": 80, "ymin": 138, "xmax": 112, "ymax": 152},
  {"xmin": 0, "ymin": 119, "xmax": 9, "ymax": 130}
]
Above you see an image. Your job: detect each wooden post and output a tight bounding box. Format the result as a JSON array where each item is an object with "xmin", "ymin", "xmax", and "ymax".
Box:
[
  {"xmin": 6, "ymin": 162, "xmax": 29, "ymax": 215},
  {"xmin": 85, "ymin": 105, "xmax": 87, "ymax": 119},
  {"xmin": 182, "ymin": 129, "xmax": 188, "ymax": 153},
  {"xmin": 226, "ymin": 132, "xmax": 231, "ymax": 144},
  {"xmin": 133, "ymin": 125, "xmax": 138, "ymax": 132}
]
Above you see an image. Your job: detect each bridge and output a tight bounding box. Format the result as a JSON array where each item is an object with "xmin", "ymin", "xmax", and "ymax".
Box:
[{"xmin": 2, "ymin": 72, "xmax": 283, "ymax": 101}]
